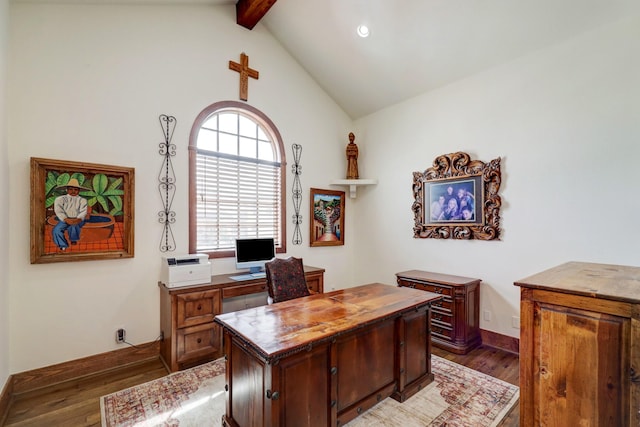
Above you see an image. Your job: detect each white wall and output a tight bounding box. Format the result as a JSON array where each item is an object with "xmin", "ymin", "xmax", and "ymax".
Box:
[
  {"xmin": 0, "ymin": 0, "xmax": 8, "ymax": 390},
  {"xmin": 8, "ymin": 3, "xmax": 639, "ymax": 377},
  {"xmin": 353, "ymin": 15, "xmax": 640, "ymax": 338},
  {"xmin": 7, "ymin": 3, "xmax": 352, "ymax": 373}
]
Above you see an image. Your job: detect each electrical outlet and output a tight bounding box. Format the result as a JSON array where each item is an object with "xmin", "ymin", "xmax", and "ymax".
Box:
[
  {"xmin": 512, "ymin": 316, "xmax": 520, "ymax": 329},
  {"xmin": 483, "ymin": 310, "xmax": 492, "ymax": 322},
  {"xmin": 116, "ymin": 328, "xmax": 126, "ymax": 343}
]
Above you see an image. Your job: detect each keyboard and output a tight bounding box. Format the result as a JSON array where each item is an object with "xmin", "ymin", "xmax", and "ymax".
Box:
[{"xmin": 230, "ymin": 272, "xmax": 266, "ymax": 281}]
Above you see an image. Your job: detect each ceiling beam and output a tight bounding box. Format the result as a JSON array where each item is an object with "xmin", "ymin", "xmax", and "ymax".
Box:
[{"xmin": 236, "ymin": 0, "xmax": 277, "ymax": 30}]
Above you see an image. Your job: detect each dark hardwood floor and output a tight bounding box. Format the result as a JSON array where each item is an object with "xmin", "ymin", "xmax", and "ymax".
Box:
[{"xmin": 3, "ymin": 345, "xmax": 519, "ymax": 426}]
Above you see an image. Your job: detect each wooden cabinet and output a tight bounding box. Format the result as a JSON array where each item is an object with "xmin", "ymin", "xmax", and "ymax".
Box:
[
  {"xmin": 159, "ymin": 285, "xmax": 223, "ymax": 372},
  {"xmin": 160, "ymin": 265, "xmax": 325, "ymax": 372},
  {"xmin": 396, "ymin": 270, "xmax": 481, "ymax": 354},
  {"xmin": 515, "ymin": 261, "xmax": 640, "ymax": 427}
]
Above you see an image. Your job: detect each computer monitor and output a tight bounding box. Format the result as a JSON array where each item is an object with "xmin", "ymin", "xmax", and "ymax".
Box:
[{"xmin": 234, "ymin": 237, "xmax": 275, "ymax": 273}]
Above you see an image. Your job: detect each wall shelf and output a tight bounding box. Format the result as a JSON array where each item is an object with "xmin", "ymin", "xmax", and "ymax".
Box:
[{"xmin": 330, "ymin": 179, "xmax": 377, "ymax": 198}]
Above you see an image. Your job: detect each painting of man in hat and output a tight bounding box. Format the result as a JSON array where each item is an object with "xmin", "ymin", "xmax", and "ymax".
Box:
[{"xmin": 52, "ymin": 178, "xmax": 90, "ymax": 251}]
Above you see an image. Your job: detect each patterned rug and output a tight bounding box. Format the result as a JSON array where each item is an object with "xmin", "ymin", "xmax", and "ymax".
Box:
[{"xmin": 101, "ymin": 355, "xmax": 518, "ymax": 426}]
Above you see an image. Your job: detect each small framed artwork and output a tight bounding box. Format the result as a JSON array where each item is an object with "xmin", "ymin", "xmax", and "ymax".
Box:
[
  {"xmin": 309, "ymin": 188, "xmax": 345, "ymax": 247},
  {"xmin": 412, "ymin": 151, "xmax": 502, "ymax": 240},
  {"xmin": 30, "ymin": 157, "xmax": 135, "ymax": 264}
]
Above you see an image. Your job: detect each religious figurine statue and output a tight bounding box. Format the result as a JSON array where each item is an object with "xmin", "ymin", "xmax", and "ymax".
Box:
[{"xmin": 346, "ymin": 132, "xmax": 359, "ymax": 179}]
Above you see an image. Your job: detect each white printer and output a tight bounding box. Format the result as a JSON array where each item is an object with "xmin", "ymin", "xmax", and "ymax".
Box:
[{"xmin": 161, "ymin": 254, "xmax": 211, "ymax": 288}]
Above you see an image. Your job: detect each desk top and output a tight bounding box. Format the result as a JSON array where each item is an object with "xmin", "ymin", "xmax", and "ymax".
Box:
[
  {"xmin": 210, "ymin": 264, "xmax": 324, "ymax": 287},
  {"xmin": 214, "ymin": 283, "xmax": 441, "ymax": 361},
  {"xmin": 396, "ymin": 270, "xmax": 481, "ymax": 286},
  {"xmin": 159, "ymin": 265, "xmax": 324, "ymax": 293}
]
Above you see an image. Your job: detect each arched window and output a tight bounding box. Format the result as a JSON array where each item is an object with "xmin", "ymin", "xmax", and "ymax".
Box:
[{"xmin": 189, "ymin": 101, "xmax": 286, "ymax": 258}]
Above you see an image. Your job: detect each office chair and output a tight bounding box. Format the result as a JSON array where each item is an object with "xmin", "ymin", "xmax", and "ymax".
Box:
[{"xmin": 265, "ymin": 256, "xmax": 311, "ymax": 304}]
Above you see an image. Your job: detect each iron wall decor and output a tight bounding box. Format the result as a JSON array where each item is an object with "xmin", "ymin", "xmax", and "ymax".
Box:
[
  {"xmin": 412, "ymin": 151, "xmax": 501, "ymax": 240},
  {"xmin": 30, "ymin": 157, "xmax": 135, "ymax": 263},
  {"xmin": 158, "ymin": 114, "xmax": 177, "ymax": 252},
  {"xmin": 291, "ymin": 143, "xmax": 303, "ymax": 245}
]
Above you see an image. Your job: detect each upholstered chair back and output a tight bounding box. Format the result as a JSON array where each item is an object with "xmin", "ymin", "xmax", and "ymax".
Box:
[{"xmin": 265, "ymin": 257, "xmax": 310, "ymax": 304}]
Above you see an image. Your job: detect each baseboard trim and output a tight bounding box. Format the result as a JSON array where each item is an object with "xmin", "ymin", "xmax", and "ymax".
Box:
[
  {"xmin": 2, "ymin": 332, "xmax": 515, "ymax": 410},
  {"xmin": 11, "ymin": 341, "xmax": 161, "ymax": 395},
  {"xmin": 0, "ymin": 374, "xmax": 13, "ymax": 425},
  {"xmin": 480, "ymin": 329, "xmax": 519, "ymax": 354}
]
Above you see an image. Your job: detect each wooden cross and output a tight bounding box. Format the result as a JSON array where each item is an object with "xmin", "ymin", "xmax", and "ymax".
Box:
[{"xmin": 229, "ymin": 52, "xmax": 259, "ymax": 101}]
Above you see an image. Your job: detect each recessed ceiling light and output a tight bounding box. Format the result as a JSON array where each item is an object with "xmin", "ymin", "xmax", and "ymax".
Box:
[{"xmin": 357, "ymin": 25, "xmax": 370, "ymax": 38}]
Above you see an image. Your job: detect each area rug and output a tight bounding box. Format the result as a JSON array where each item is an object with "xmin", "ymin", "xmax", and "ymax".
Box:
[
  {"xmin": 100, "ymin": 359, "xmax": 226, "ymax": 427},
  {"xmin": 101, "ymin": 355, "xmax": 518, "ymax": 427}
]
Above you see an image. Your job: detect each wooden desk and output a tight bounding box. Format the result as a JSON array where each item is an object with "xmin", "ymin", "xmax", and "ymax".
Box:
[
  {"xmin": 159, "ymin": 266, "xmax": 324, "ymax": 372},
  {"xmin": 214, "ymin": 283, "xmax": 442, "ymax": 427}
]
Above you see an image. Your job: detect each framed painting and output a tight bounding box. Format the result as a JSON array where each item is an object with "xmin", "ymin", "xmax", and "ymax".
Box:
[
  {"xmin": 30, "ymin": 157, "xmax": 135, "ymax": 264},
  {"xmin": 309, "ymin": 188, "xmax": 345, "ymax": 247},
  {"xmin": 412, "ymin": 152, "xmax": 502, "ymax": 240}
]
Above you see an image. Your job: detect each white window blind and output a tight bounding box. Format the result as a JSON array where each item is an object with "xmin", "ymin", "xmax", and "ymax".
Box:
[{"xmin": 195, "ymin": 152, "xmax": 282, "ymax": 252}]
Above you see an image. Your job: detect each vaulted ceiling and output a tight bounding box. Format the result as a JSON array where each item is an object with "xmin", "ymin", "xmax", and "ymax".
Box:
[
  {"xmin": 241, "ymin": 0, "xmax": 640, "ymax": 119},
  {"xmin": 14, "ymin": 0, "xmax": 640, "ymax": 119}
]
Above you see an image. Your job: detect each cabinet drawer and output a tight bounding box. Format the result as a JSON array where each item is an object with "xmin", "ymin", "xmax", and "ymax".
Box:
[
  {"xmin": 176, "ymin": 322, "xmax": 221, "ymax": 363},
  {"xmin": 176, "ymin": 289, "xmax": 221, "ymax": 328},
  {"xmin": 431, "ymin": 324, "xmax": 453, "ymax": 341},
  {"xmin": 398, "ymin": 279, "xmax": 452, "ymax": 297},
  {"xmin": 431, "ymin": 311, "xmax": 452, "ymax": 326},
  {"xmin": 431, "ymin": 298, "xmax": 452, "ymax": 313}
]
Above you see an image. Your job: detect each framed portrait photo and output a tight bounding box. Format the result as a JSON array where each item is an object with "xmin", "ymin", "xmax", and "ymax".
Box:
[
  {"xmin": 412, "ymin": 152, "xmax": 502, "ymax": 240},
  {"xmin": 309, "ymin": 188, "xmax": 345, "ymax": 247},
  {"xmin": 30, "ymin": 157, "xmax": 135, "ymax": 264},
  {"xmin": 425, "ymin": 176, "xmax": 483, "ymax": 226}
]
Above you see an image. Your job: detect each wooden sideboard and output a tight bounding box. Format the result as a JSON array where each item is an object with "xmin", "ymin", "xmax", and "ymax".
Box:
[
  {"xmin": 396, "ymin": 270, "xmax": 481, "ymax": 354},
  {"xmin": 515, "ymin": 261, "xmax": 640, "ymax": 426},
  {"xmin": 215, "ymin": 283, "xmax": 442, "ymax": 427},
  {"xmin": 159, "ymin": 265, "xmax": 324, "ymax": 372}
]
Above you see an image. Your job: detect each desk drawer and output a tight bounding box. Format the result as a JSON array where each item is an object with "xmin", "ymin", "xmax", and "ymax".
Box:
[
  {"xmin": 222, "ymin": 282, "xmax": 267, "ymax": 299},
  {"xmin": 397, "ymin": 279, "xmax": 452, "ymax": 297},
  {"xmin": 176, "ymin": 289, "xmax": 221, "ymax": 328},
  {"xmin": 176, "ymin": 322, "xmax": 221, "ymax": 364}
]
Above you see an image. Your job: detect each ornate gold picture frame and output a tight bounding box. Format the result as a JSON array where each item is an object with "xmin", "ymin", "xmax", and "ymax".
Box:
[
  {"xmin": 412, "ymin": 152, "xmax": 501, "ymax": 240},
  {"xmin": 30, "ymin": 157, "xmax": 135, "ymax": 263}
]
